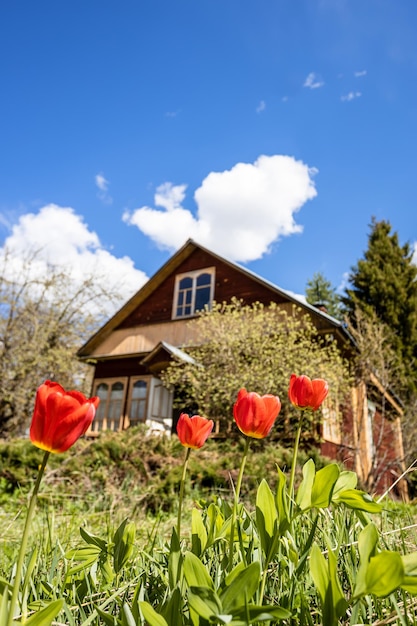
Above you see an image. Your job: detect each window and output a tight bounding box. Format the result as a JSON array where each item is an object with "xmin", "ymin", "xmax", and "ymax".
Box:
[
  {"xmin": 90, "ymin": 376, "xmax": 172, "ymax": 432},
  {"xmin": 173, "ymin": 268, "xmax": 215, "ymax": 319},
  {"xmin": 128, "ymin": 379, "xmax": 148, "ymax": 426},
  {"xmin": 91, "ymin": 378, "xmax": 128, "ymax": 432}
]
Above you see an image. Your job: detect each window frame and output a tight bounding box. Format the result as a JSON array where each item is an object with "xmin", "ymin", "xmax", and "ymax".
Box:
[
  {"xmin": 91, "ymin": 377, "xmax": 129, "ymax": 433},
  {"xmin": 90, "ymin": 375, "xmax": 173, "ymax": 433},
  {"xmin": 126, "ymin": 376, "xmax": 151, "ymax": 427},
  {"xmin": 172, "ymin": 267, "xmax": 215, "ymax": 320}
]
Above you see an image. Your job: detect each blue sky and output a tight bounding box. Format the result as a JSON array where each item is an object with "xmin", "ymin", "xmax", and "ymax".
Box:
[{"xmin": 1, "ymin": 0, "xmax": 417, "ymax": 310}]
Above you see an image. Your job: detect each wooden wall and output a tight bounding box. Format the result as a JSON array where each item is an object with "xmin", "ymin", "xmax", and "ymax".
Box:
[{"xmin": 118, "ymin": 248, "xmax": 289, "ymax": 328}]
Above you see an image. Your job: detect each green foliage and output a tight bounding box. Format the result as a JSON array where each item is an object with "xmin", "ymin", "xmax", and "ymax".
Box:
[
  {"xmin": 3, "ymin": 429, "xmax": 417, "ymax": 625},
  {"xmin": 161, "ymin": 300, "xmax": 351, "ymax": 445},
  {"xmin": 343, "ymin": 218, "xmax": 417, "ymax": 395},
  {"xmin": 0, "ymin": 429, "xmax": 332, "ymax": 522},
  {"xmin": 305, "ymin": 272, "xmax": 342, "ymax": 320}
]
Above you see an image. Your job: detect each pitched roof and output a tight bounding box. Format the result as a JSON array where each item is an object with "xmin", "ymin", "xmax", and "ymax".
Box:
[{"xmin": 78, "ymin": 238, "xmax": 352, "ymax": 358}]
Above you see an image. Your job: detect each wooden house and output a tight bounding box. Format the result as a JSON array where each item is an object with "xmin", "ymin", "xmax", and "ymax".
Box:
[{"xmin": 77, "ymin": 239, "xmax": 406, "ymax": 495}]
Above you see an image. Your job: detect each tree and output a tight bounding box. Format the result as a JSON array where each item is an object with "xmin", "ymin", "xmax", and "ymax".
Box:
[
  {"xmin": 161, "ymin": 299, "xmax": 351, "ymax": 446},
  {"xmin": 343, "ymin": 218, "xmax": 417, "ymax": 395},
  {"xmin": 305, "ymin": 272, "xmax": 342, "ymax": 319},
  {"xmin": 346, "ymin": 307, "xmax": 408, "ymax": 487},
  {"xmin": 0, "ymin": 249, "xmax": 122, "ymax": 437}
]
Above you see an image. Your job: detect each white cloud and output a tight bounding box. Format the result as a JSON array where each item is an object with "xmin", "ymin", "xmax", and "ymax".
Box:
[
  {"xmin": 413, "ymin": 242, "xmax": 417, "ymax": 265},
  {"xmin": 165, "ymin": 110, "xmax": 180, "ymax": 118},
  {"xmin": 354, "ymin": 70, "xmax": 367, "ymax": 77},
  {"xmin": 95, "ymin": 172, "xmax": 113, "ymax": 204},
  {"xmin": 256, "ymin": 100, "xmax": 266, "ymax": 113},
  {"xmin": 0, "ymin": 204, "xmax": 147, "ymax": 314},
  {"xmin": 123, "ymin": 155, "xmax": 318, "ymax": 263},
  {"xmin": 95, "ymin": 173, "xmax": 109, "ymax": 192},
  {"xmin": 341, "ymin": 91, "xmax": 362, "ymax": 102},
  {"xmin": 303, "ymin": 72, "xmax": 324, "ymax": 89},
  {"xmin": 154, "ymin": 182, "xmax": 187, "ymax": 212}
]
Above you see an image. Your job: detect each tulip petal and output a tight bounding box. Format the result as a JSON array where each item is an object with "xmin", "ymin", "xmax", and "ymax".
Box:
[
  {"xmin": 177, "ymin": 413, "xmax": 214, "ymax": 449},
  {"xmin": 288, "ymin": 374, "xmax": 329, "ymax": 411},
  {"xmin": 233, "ymin": 389, "xmax": 281, "ymax": 439},
  {"xmin": 30, "ymin": 381, "xmax": 99, "ymax": 453}
]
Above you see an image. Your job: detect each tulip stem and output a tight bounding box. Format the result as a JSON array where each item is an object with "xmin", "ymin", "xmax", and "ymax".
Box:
[
  {"xmin": 177, "ymin": 447, "xmax": 191, "ymax": 540},
  {"xmin": 288, "ymin": 414, "xmax": 303, "ymax": 517},
  {"xmin": 228, "ymin": 437, "xmax": 250, "ymax": 571},
  {"xmin": 7, "ymin": 450, "xmax": 50, "ymax": 626}
]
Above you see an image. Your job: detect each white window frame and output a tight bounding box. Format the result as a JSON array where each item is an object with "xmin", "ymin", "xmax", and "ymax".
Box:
[{"xmin": 172, "ymin": 267, "xmax": 215, "ymax": 319}]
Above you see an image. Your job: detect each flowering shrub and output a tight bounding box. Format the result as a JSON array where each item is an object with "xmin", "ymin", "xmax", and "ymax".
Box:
[{"xmin": 3, "ymin": 374, "xmax": 417, "ymax": 626}]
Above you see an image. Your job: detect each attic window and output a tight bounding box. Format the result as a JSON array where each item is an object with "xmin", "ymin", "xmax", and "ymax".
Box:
[{"xmin": 173, "ymin": 267, "xmax": 215, "ymax": 319}]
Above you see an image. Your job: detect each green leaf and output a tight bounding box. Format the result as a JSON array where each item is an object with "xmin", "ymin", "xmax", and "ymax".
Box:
[
  {"xmin": 331, "ymin": 470, "xmax": 357, "ymax": 500},
  {"xmin": 99, "ymin": 554, "xmax": 115, "ymax": 584},
  {"xmin": 333, "ymin": 489, "xmax": 382, "ymax": 513},
  {"xmin": 310, "ymin": 543, "xmax": 347, "ymax": 625},
  {"xmin": 187, "ymin": 586, "xmax": 223, "ymax": 621},
  {"xmin": 234, "ymin": 604, "xmax": 292, "ymax": 622},
  {"xmin": 353, "ymin": 522, "xmax": 379, "ymax": 597},
  {"xmin": 206, "ymin": 503, "xmax": 224, "ymax": 546},
  {"xmin": 310, "ymin": 543, "xmax": 329, "ymax": 604},
  {"xmin": 0, "ymin": 589, "xmax": 9, "ymax": 626},
  {"xmin": 79, "ymin": 526, "xmax": 107, "ymax": 550},
  {"xmin": 296, "ymin": 459, "xmax": 315, "ymax": 510},
  {"xmin": 168, "ymin": 528, "xmax": 183, "ymax": 589},
  {"xmin": 121, "ymin": 603, "xmax": 137, "ymax": 626},
  {"xmin": 311, "ymin": 464, "xmax": 340, "ymax": 508},
  {"xmin": 162, "ymin": 587, "xmax": 184, "ymax": 626},
  {"xmin": 358, "ymin": 523, "xmax": 379, "ymax": 562},
  {"xmin": 256, "ymin": 479, "xmax": 278, "ymax": 557},
  {"xmin": 65, "ymin": 545, "xmax": 101, "ymax": 576},
  {"xmin": 401, "ymin": 553, "xmax": 417, "ymax": 593},
  {"xmin": 113, "ymin": 518, "xmax": 136, "ymax": 573},
  {"xmin": 139, "ymin": 601, "xmax": 169, "ymax": 626},
  {"xmin": 365, "ymin": 551, "xmax": 404, "ymax": 597},
  {"xmin": 401, "ymin": 576, "xmax": 417, "ymax": 595},
  {"xmin": 183, "ymin": 552, "xmax": 214, "ymax": 589},
  {"xmin": 220, "ymin": 562, "xmax": 261, "ymax": 614},
  {"xmin": 95, "ymin": 606, "xmax": 118, "ymax": 626},
  {"xmin": 22, "ymin": 547, "xmax": 38, "ymax": 598},
  {"xmin": 328, "ymin": 547, "xmax": 348, "ymax": 618},
  {"xmin": 224, "ymin": 561, "xmax": 246, "ymax": 588},
  {"xmin": 275, "ymin": 465, "xmax": 289, "ymax": 531},
  {"xmin": 402, "ymin": 551, "xmax": 417, "ymax": 576},
  {"xmin": 191, "ymin": 508, "xmax": 208, "ymax": 557},
  {"xmin": 24, "ymin": 599, "xmax": 64, "ymax": 626}
]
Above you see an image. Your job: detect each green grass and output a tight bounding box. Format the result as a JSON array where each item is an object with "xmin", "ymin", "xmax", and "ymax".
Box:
[{"xmin": 2, "ymin": 429, "xmax": 417, "ymax": 625}]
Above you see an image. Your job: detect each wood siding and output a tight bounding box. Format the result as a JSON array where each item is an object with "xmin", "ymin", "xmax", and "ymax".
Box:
[
  {"xmin": 118, "ymin": 248, "xmax": 290, "ymax": 328},
  {"xmin": 88, "ymin": 319, "xmax": 200, "ymax": 358}
]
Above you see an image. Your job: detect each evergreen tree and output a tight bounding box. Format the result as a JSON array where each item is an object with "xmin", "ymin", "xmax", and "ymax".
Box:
[
  {"xmin": 343, "ymin": 218, "xmax": 417, "ymax": 394},
  {"xmin": 305, "ymin": 272, "xmax": 342, "ymax": 319}
]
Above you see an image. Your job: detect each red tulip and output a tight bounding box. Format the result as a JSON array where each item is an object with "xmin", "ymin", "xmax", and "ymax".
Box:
[
  {"xmin": 288, "ymin": 374, "xmax": 329, "ymax": 411},
  {"xmin": 176, "ymin": 413, "xmax": 214, "ymax": 449},
  {"xmin": 233, "ymin": 388, "xmax": 281, "ymax": 439},
  {"xmin": 30, "ymin": 381, "xmax": 99, "ymax": 453}
]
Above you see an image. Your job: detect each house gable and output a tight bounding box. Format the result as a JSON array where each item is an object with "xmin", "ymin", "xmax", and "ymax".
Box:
[
  {"xmin": 117, "ymin": 246, "xmax": 290, "ymax": 329},
  {"xmin": 78, "ymin": 239, "xmax": 349, "ymax": 360}
]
